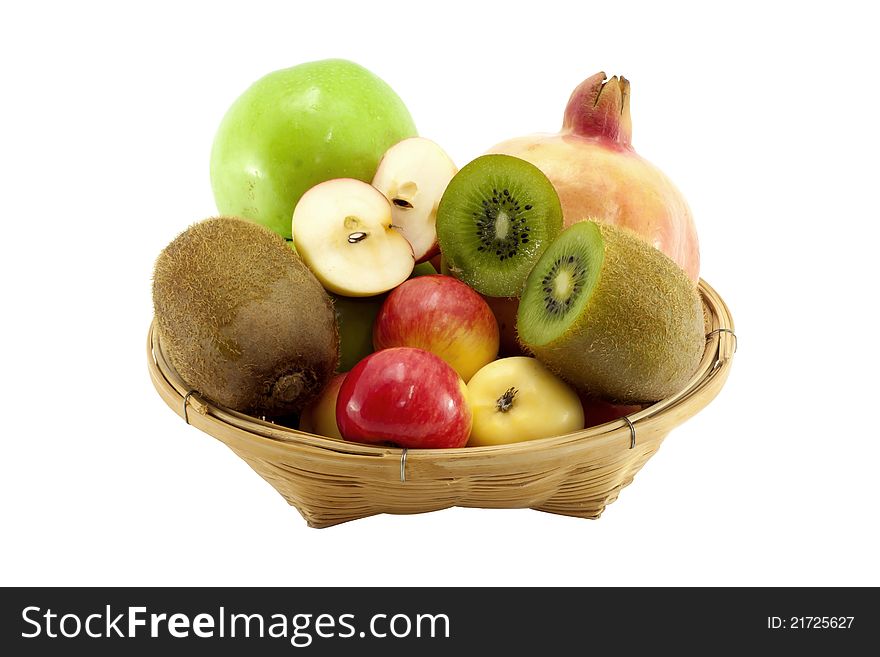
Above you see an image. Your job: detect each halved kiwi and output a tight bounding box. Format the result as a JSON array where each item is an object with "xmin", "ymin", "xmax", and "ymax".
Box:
[
  {"xmin": 517, "ymin": 221, "xmax": 705, "ymax": 403},
  {"xmin": 436, "ymin": 154, "xmax": 562, "ymax": 297}
]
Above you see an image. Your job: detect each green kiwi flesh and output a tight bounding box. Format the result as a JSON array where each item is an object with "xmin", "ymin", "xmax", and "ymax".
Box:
[
  {"xmin": 152, "ymin": 217, "xmax": 338, "ymax": 416},
  {"xmin": 517, "ymin": 221, "xmax": 705, "ymax": 403},
  {"xmin": 436, "ymin": 154, "xmax": 562, "ymax": 297}
]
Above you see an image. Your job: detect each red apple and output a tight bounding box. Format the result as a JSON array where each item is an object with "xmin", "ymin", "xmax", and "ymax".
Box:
[
  {"xmin": 373, "ymin": 275, "xmax": 499, "ymax": 382},
  {"xmin": 336, "ymin": 347, "xmax": 472, "ymax": 449},
  {"xmin": 579, "ymin": 394, "xmax": 646, "ymax": 428}
]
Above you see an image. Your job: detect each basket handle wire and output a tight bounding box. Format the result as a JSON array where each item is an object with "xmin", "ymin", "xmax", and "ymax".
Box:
[
  {"xmin": 706, "ymin": 327, "xmax": 737, "ymax": 371},
  {"xmin": 183, "ymin": 389, "xmax": 200, "ymax": 425},
  {"xmin": 622, "ymin": 416, "xmax": 637, "ymax": 449},
  {"xmin": 707, "ymin": 327, "xmax": 737, "ymax": 352}
]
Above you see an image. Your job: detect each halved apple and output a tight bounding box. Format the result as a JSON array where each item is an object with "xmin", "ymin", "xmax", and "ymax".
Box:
[
  {"xmin": 292, "ymin": 179, "xmax": 414, "ymax": 296},
  {"xmin": 372, "ymin": 137, "xmax": 457, "ymax": 262}
]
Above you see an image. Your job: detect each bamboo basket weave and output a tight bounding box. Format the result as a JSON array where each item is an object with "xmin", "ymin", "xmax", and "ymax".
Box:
[{"xmin": 147, "ymin": 280, "xmax": 735, "ymax": 528}]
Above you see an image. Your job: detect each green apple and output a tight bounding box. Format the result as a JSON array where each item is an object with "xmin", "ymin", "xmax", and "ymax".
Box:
[
  {"xmin": 331, "ymin": 293, "xmax": 385, "ymax": 372},
  {"xmin": 411, "ymin": 261, "xmax": 438, "ymax": 277},
  {"xmin": 210, "ymin": 59, "xmax": 417, "ymax": 239}
]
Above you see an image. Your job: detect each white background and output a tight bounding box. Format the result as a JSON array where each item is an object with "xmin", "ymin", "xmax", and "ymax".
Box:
[{"xmin": 2, "ymin": 1, "xmax": 878, "ymax": 587}]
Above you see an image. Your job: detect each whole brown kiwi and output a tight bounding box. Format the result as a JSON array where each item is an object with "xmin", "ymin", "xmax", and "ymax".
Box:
[{"xmin": 152, "ymin": 216, "xmax": 338, "ymax": 416}]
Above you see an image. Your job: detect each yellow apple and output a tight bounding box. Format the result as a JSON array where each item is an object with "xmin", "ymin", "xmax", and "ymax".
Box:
[
  {"xmin": 299, "ymin": 373, "xmax": 347, "ymax": 439},
  {"xmin": 467, "ymin": 357, "xmax": 583, "ymax": 446}
]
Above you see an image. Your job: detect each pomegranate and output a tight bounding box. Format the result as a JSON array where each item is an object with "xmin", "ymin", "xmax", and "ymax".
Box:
[
  {"xmin": 481, "ymin": 294, "xmax": 528, "ymax": 358},
  {"xmin": 488, "ymin": 72, "xmax": 700, "ymax": 282}
]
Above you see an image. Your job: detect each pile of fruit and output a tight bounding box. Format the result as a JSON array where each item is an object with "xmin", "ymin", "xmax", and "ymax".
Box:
[{"xmin": 152, "ymin": 59, "xmax": 706, "ymax": 450}]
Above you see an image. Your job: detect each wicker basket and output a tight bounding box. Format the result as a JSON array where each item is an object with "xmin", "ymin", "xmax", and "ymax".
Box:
[{"xmin": 147, "ymin": 280, "xmax": 735, "ymax": 528}]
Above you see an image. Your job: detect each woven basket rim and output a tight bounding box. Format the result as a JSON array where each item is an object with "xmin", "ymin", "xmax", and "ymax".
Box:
[{"xmin": 148, "ymin": 279, "xmax": 735, "ymax": 461}]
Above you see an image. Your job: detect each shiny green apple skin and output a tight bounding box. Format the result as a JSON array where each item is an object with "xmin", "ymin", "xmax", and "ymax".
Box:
[
  {"xmin": 210, "ymin": 59, "xmax": 417, "ymax": 239},
  {"xmin": 410, "ymin": 261, "xmax": 437, "ymax": 277},
  {"xmin": 331, "ymin": 293, "xmax": 385, "ymax": 373}
]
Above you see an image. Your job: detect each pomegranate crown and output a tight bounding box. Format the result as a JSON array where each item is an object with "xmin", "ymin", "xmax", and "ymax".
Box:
[{"xmin": 562, "ymin": 72, "xmax": 633, "ymax": 146}]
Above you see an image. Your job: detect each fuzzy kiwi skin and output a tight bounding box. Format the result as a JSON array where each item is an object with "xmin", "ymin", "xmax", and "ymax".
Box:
[
  {"xmin": 152, "ymin": 217, "xmax": 339, "ymax": 417},
  {"xmin": 517, "ymin": 222, "xmax": 704, "ymax": 404}
]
